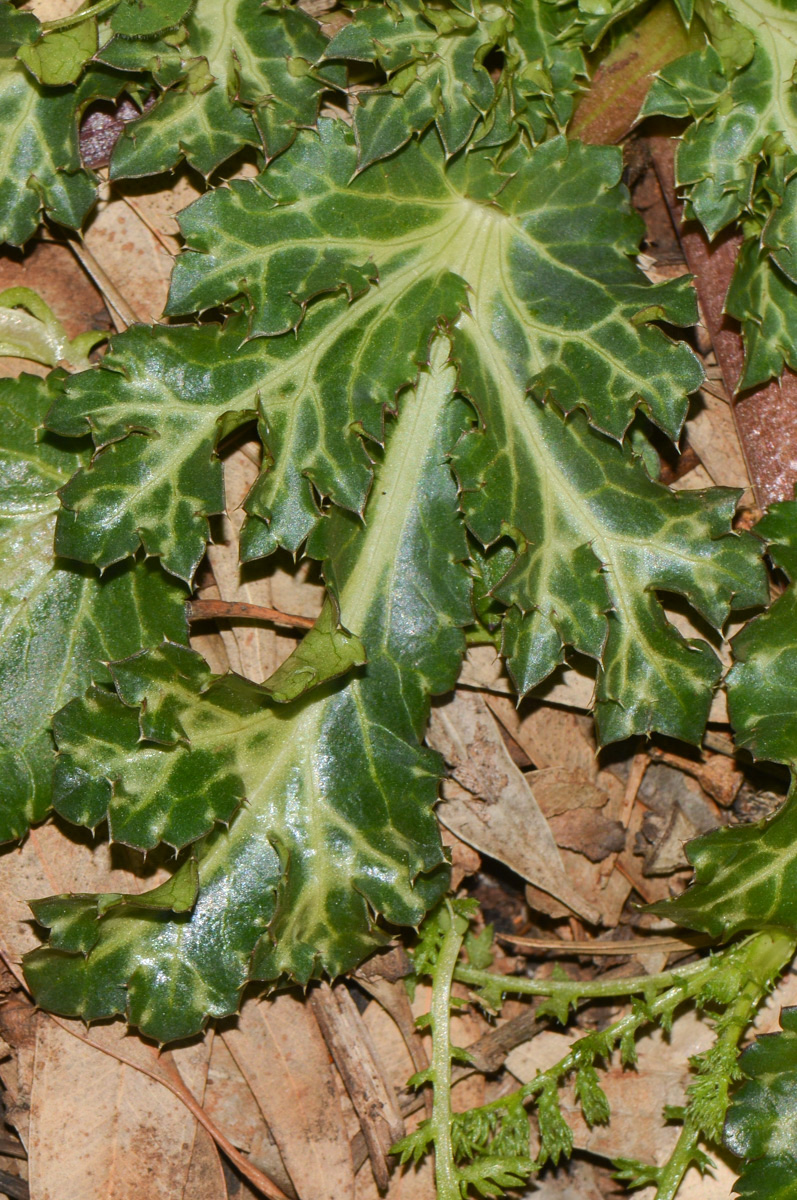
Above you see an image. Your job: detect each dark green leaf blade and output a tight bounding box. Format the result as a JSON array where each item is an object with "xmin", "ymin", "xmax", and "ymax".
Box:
[
  {"xmin": 724, "ymin": 1006, "xmax": 797, "ymax": 1199},
  {"xmin": 449, "ymin": 345, "xmax": 765, "ymax": 745},
  {"xmin": 110, "ymin": 0, "xmax": 194, "ymax": 37},
  {"xmin": 168, "ymin": 122, "xmax": 702, "ymax": 438},
  {"xmin": 106, "ymin": 0, "xmax": 343, "ymax": 177},
  {"xmin": 24, "ymin": 339, "xmax": 471, "ymax": 1041},
  {"xmin": 51, "ymin": 601, "xmax": 365, "ymax": 850},
  {"xmin": 727, "ymin": 500, "xmax": 797, "ymax": 769},
  {"xmin": 0, "ymin": 372, "xmax": 188, "ymax": 842},
  {"xmin": 0, "ymin": 4, "xmax": 119, "ymax": 245},
  {"xmin": 649, "ymin": 501, "xmax": 797, "ymax": 936}
]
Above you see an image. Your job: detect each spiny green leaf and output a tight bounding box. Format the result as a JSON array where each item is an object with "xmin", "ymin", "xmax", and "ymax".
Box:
[
  {"xmin": 47, "ymin": 264, "xmax": 465, "ymax": 581},
  {"xmin": 47, "ymin": 125, "xmax": 701, "ymax": 587},
  {"xmin": 168, "ymin": 123, "xmax": 701, "ymax": 438},
  {"xmin": 0, "ymin": 4, "xmax": 124, "ymax": 245},
  {"xmin": 648, "ymin": 502, "xmax": 797, "ymax": 936},
  {"xmin": 0, "ymin": 372, "xmax": 187, "ymax": 843},
  {"xmin": 322, "ymin": 0, "xmax": 499, "ymax": 166},
  {"xmin": 724, "ymin": 239, "xmax": 797, "ymax": 391},
  {"xmin": 322, "ymin": 0, "xmax": 591, "ymax": 168},
  {"xmin": 657, "ymin": 0, "xmax": 794, "ymax": 239},
  {"xmin": 727, "ymin": 499, "xmax": 797, "ymax": 769},
  {"xmin": 51, "ymin": 600, "xmax": 364, "ymax": 850},
  {"xmin": 451, "ymin": 378, "xmax": 765, "ymax": 744},
  {"xmin": 23, "ymin": 340, "xmax": 471, "ymax": 1041},
  {"xmin": 724, "ymin": 1006, "xmax": 797, "ymax": 1199},
  {"xmin": 102, "ymin": 0, "xmax": 344, "ymax": 177},
  {"xmin": 641, "ymin": 0, "xmax": 797, "ymax": 387},
  {"xmin": 110, "ymin": 0, "xmax": 194, "ymax": 37}
]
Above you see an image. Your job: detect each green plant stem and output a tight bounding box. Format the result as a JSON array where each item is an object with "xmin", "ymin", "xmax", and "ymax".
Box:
[
  {"xmin": 454, "ymin": 953, "xmax": 715, "ymax": 1003},
  {"xmin": 458, "ymin": 930, "xmax": 796, "ymax": 1123},
  {"xmin": 431, "ymin": 902, "xmax": 466, "ymax": 1200},
  {"xmin": 654, "ymin": 1122, "xmax": 702, "ymax": 1200},
  {"xmin": 43, "ymin": 0, "xmax": 119, "ymax": 31},
  {"xmin": 653, "ymin": 932, "xmax": 795, "ymax": 1199}
]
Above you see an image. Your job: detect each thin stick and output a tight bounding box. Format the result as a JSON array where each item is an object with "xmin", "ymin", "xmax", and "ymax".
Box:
[
  {"xmin": 496, "ymin": 931, "xmax": 710, "ymax": 956},
  {"xmin": 614, "ymin": 857, "xmax": 654, "ymax": 905},
  {"xmin": 66, "ymin": 239, "xmax": 141, "ymax": 331},
  {"xmin": 53, "ymin": 1017, "xmax": 292, "ymax": 1200},
  {"xmin": 186, "ymin": 599, "xmax": 315, "ymax": 629},
  {"xmin": 600, "ymin": 749, "xmax": 649, "ymax": 885}
]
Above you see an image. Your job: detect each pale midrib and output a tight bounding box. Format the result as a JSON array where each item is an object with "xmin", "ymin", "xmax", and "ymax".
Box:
[
  {"xmin": 198, "ymin": 344, "xmax": 454, "ymax": 895},
  {"xmin": 337, "ymin": 340, "xmax": 455, "ymax": 631},
  {"xmin": 82, "ymin": 207, "xmax": 473, "ymax": 535}
]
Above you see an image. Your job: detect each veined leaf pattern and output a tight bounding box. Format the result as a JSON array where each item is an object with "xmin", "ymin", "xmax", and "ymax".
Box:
[
  {"xmin": 0, "ymin": 373, "xmax": 187, "ymax": 841},
  {"xmin": 24, "ymin": 341, "xmax": 471, "ymax": 1040},
  {"xmin": 102, "ymin": 0, "xmax": 344, "ymax": 177},
  {"xmin": 642, "ymin": 0, "xmax": 797, "ymax": 388}
]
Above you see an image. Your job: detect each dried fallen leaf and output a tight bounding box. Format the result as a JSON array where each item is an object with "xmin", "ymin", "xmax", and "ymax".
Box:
[
  {"xmin": 428, "ymin": 690, "xmax": 600, "ymax": 924},
  {"xmin": 202, "ymin": 442, "xmax": 323, "ymax": 684},
  {"xmin": 223, "ymin": 992, "xmax": 356, "ymax": 1200},
  {"xmin": 28, "ymin": 1019, "xmax": 226, "ymax": 1200}
]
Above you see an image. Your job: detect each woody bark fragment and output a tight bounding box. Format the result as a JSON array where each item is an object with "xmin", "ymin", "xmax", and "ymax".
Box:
[{"xmin": 648, "ymin": 134, "xmax": 797, "ymax": 508}]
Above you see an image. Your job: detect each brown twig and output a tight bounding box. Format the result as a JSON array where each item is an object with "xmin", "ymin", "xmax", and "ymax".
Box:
[
  {"xmin": 496, "ymin": 932, "xmax": 710, "ymax": 956},
  {"xmin": 186, "ymin": 599, "xmax": 315, "ymax": 629},
  {"xmin": 599, "ymin": 749, "xmax": 649, "ymax": 885},
  {"xmin": 614, "ymin": 858, "xmax": 655, "ymax": 905}
]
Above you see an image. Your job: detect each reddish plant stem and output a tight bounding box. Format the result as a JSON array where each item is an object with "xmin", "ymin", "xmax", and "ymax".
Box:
[{"xmin": 187, "ymin": 599, "xmax": 315, "ymax": 629}]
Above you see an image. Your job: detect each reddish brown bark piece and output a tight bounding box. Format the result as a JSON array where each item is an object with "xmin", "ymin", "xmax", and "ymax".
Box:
[
  {"xmin": 186, "ymin": 598, "xmax": 315, "ymax": 629},
  {"xmin": 648, "ymin": 134, "xmax": 797, "ymax": 507},
  {"xmin": 571, "ymin": 1, "xmax": 696, "ymax": 145}
]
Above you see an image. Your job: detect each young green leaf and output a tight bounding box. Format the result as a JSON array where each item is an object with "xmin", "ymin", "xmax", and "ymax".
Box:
[
  {"xmin": 641, "ymin": 0, "xmax": 797, "ymax": 387},
  {"xmin": 724, "ymin": 1006, "xmax": 797, "ymax": 1199},
  {"xmin": 322, "ymin": 0, "xmax": 499, "ymax": 167},
  {"xmin": 17, "ymin": 19, "xmax": 97, "ymax": 87},
  {"xmin": 0, "ymin": 372, "xmax": 187, "ymax": 842},
  {"xmin": 102, "ymin": 0, "xmax": 344, "ymax": 177},
  {"xmin": 649, "ymin": 501, "xmax": 797, "ymax": 936},
  {"xmin": 24, "ymin": 339, "xmax": 471, "ymax": 1041},
  {"xmin": 0, "ymin": 287, "xmax": 107, "ymax": 369}
]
